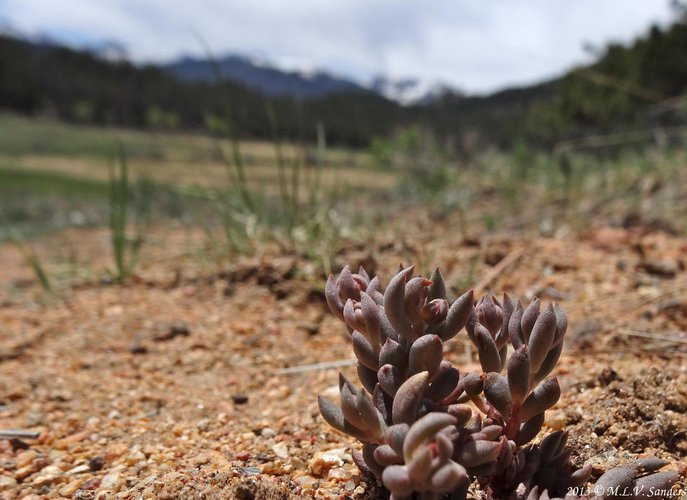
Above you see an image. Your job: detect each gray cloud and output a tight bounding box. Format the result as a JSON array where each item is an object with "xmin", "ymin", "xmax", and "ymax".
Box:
[{"xmin": 1, "ymin": 0, "xmax": 676, "ymax": 93}]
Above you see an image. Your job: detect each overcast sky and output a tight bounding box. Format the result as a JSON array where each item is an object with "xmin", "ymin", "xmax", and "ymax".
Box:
[{"xmin": 0, "ymin": 0, "xmax": 677, "ymax": 94}]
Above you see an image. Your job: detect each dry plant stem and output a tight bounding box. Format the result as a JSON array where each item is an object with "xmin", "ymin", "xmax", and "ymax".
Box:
[{"xmin": 0, "ymin": 429, "xmax": 40, "ymax": 440}]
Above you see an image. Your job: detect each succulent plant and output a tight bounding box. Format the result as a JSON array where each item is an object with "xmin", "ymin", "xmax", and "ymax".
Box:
[{"xmin": 318, "ymin": 265, "xmax": 681, "ymax": 500}]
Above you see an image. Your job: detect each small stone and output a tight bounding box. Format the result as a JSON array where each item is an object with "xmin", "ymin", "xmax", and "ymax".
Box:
[
  {"xmin": 261, "ymin": 428, "xmax": 277, "ymax": 438},
  {"xmin": 197, "ymin": 418, "xmax": 210, "ymax": 432},
  {"xmin": 59, "ymin": 478, "xmax": 83, "ymax": 496},
  {"xmin": 67, "ymin": 464, "xmax": 90, "ymax": 475},
  {"xmin": 327, "ymin": 467, "xmax": 346, "ymax": 479},
  {"xmin": 231, "ymin": 395, "xmax": 249, "ymax": 405},
  {"xmin": 15, "ymin": 450, "xmax": 36, "ymax": 468},
  {"xmin": 100, "ymin": 470, "xmax": 124, "ymax": 490},
  {"xmin": 296, "ymin": 475, "xmax": 318, "ymax": 487},
  {"xmin": 126, "ymin": 450, "xmax": 146, "ymax": 465},
  {"xmin": 32, "ymin": 465, "xmax": 63, "ymax": 486},
  {"xmin": 309, "ymin": 450, "xmax": 344, "ymax": 476},
  {"xmin": 546, "ymin": 410, "xmax": 566, "ymax": 431},
  {"xmin": 235, "ymin": 451, "xmax": 250, "ymax": 461},
  {"xmin": 88, "ymin": 456, "xmax": 104, "ymax": 471},
  {"xmin": 272, "ymin": 442, "xmax": 288, "ymax": 459},
  {"xmin": 0, "ymin": 475, "xmax": 17, "ymax": 490}
]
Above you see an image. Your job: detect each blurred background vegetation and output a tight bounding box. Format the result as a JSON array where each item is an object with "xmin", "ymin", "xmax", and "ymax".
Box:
[{"xmin": 1, "ymin": 3, "xmax": 686, "ymax": 290}]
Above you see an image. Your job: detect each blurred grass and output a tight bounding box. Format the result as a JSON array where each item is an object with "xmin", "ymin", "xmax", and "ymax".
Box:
[{"xmin": 0, "ymin": 113, "xmax": 395, "ymax": 196}]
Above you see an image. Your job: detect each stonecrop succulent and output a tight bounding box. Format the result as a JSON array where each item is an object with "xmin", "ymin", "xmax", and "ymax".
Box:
[{"xmin": 318, "ymin": 265, "xmax": 680, "ymax": 500}]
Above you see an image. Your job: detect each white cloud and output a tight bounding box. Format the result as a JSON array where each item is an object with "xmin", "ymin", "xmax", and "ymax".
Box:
[{"xmin": 1, "ymin": 0, "xmax": 677, "ymax": 93}]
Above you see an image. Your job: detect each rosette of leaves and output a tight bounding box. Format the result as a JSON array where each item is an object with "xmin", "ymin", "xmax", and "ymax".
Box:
[{"xmin": 316, "ymin": 265, "xmax": 678, "ymax": 499}]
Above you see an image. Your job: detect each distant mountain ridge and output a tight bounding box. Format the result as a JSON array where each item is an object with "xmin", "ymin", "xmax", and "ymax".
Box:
[
  {"xmin": 162, "ymin": 54, "xmax": 463, "ymax": 104},
  {"xmin": 162, "ymin": 55, "xmax": 372, "ymax": 99}
]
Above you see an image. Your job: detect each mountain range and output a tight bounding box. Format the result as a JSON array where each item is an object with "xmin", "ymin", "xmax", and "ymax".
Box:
[{"xmin": 162, "ymin": 55, "xmax": 460, "ymax": 105}]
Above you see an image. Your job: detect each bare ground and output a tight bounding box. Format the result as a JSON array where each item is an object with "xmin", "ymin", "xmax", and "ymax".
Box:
[{"xmin": 1, "ymin": 217, "xmax": 686, "ymax": 499}]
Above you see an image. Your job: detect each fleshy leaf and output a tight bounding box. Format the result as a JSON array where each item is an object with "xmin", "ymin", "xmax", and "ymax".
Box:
[{"xmin": 392, "ymin": 371, "xmax": 430, "ymax": 425}]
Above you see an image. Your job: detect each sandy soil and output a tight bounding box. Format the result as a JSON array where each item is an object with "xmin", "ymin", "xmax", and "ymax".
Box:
[{"xmin": 0, "ymin": 220, "xmax": 686, "ymax": 499}]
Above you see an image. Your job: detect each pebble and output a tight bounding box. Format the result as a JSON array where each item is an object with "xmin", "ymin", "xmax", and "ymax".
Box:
[
  {"xmin": 100, "ymin": 470, "xmax": 124, "ymax": 490},
  {"xmin": 32, "ymin": 465, "xmax": 63, "ymax": 486},
  {"xmin": 196, "ymin": 418, "xmax": 210, "ymax": 432},
  {"xmin": 546, "ymin": 410, "xmax": 566, "ymax": 431},
  {"xmin": 0, "ymin": 475, "xmax": 18, "ymax": 489},
  {"xmin": 272, "ymin": 442, "xmax": 288, "ymax": 459},
  {"xmin": 261, "ymin": 428, "xmax": 277, "ymax": 438},
  {"xmin": 309, "ymin": 449, "xmax": 344, "ymax": 476},
  {"xmin": 296, "ymin": 475, "xmax": 318, "ymax": 487},
  {"xmin": 59, "ymin": 479, "xmax": 84, "ymax": 496}
]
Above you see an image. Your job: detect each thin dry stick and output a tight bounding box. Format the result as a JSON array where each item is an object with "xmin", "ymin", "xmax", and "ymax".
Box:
[
  {"xmin": 617, "ymin": 329, "xmax": 687, "ymax": 345},
  {"xmin": 473, "ymin": 249, "xmax": 524, "ymax": 295},
  {"xmin": 276, "ymin": 358, "xmax": 357, "ymax": 375},
  {"xmin": 0, "ymin": 429, "xmax": 40, "ymax": 440}
]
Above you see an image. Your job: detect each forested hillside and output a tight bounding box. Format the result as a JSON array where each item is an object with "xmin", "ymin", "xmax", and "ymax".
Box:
[{"xmin": 1, "ymin": 19, "xmax": 686, "ymax": 148}]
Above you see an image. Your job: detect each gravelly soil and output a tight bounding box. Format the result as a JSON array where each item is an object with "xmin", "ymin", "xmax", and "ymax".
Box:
[{"xmin": 0, "ymin": 220, "xmax": 686, "ymax": 499}]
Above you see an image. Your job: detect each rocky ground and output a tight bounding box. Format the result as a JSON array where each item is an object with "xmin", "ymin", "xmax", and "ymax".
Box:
[{"xmin": 0, "ymin": 216, "xmax": 686, "ymax": 499}]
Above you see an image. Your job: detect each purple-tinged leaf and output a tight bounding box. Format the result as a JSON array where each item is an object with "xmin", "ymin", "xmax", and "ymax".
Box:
[
  {"xmin": 392, "ymin": 371, "xmax": 430, "ymax": 425},
  {"xmin": 532, "ymin": 342, "xmax": 563, "ymax": 385},
  {"xmin": 568, "ymin": 463, "xmax": 592, "ymax": 488},
  {"xmin": 403, "ymin": 412, "xmax": 457, "ymax": 461},
  {"xmin": 404, "ymin": 276, "xmax": 431, "ymax": 324},
  {"xmin": 382, "ymin": 465, "xmax": 412, "ymax": 496},
  {"xmin": 552, "ymin": 303, "xmax": 567, "ymax": 346},
  {"xmin": 357, "ymin": 266, "xmax": 370, "ymax": 283},
  {"xmin": 407, "ymin": 443, "xmax": 433, "ymax": 482},
  {"xmin": 384, "ymin": 265, "xmax": 417, "ymax": 341},
  {"xmin": 338, "ymin": 265, "xmax": 361, "ymax": 301},
  {"xmin": 378, "ymin": 364, "xmax": 404, "ymax": 397},
  {"xmin": 357, "ymin": 362, "xmax": 379, "ymax": 394},
  {"xmin": 325, "ymin": 274, "xmax": 344, "ymax": 320},
  {"xmin": 361, "ymin": 292, "xmax": 383, "ymax": 351},
  {"xmin": 361, "ymin": 443, "xmax": 384, "ymax": 478},
  {"xmin": 428, "ymin": 268, "xmax": 447, "ymax": 301},
  {"xmin": 509, "ymin": 302, "xmax": 525, "ymax": 348},
  {"xmin": 379, "ymin": 338, "xmax": 407, "ymax": 373},
  {"xmin": 340, "ymin": 382, "xmax": 367, "ymax": 431},
  {"xmin": 435, "ymin": 433, "xmax": 454, "ymax": 462},
  {"xmin": 528, "ymin": 303, "xmax": 556, "ymax": 373},
  {"xmin": 474, "ymin": 324, "xmax": 502, "ymax": 373},
  {"xmin": 462, "ymin": 373, "xmax": 485, "ymax": 396},
  {"xmin": 633, "ymin": 471, "xmax": 680, "ymax": 498},
  {"xmin": 594, "ymin": 466, "xmax": 636, "ymax": 493},
  {"xmin": 634, "ymin": 457, "xmax": 670, "ymax": 473},
  {"xmin": 515, "ymin": 412, "xmax": 545, "ymax": 446},
  {"xmin": 366, "ymin": 276, "xmax": 385, "ymax": 305},
  {"xmin": 372, "ymin": 383, "xmax": 389, "ymax": 422},
  {"xmin": 343, "ymin": 299, "xmax": 364, "ymax": 332},
  {"xmin": 484, "ymin": 372, "xmax": 512, "ymax": 417},
  {"xmin": 456, "ymin": 439, "xmax": 503, "ymax": 467},
  {"xmin": 356, "ymin": 389, "xmax": 386, "ymax": 441},
  {"xmin": 352, "ymin": 331, "xmax": 379, "ymax": 371},
  {"xmin": 408, "ymin": 334, "xmax": 443, "ymax": 379},
  {"xmin": 508, "ymin": 344, "xmax": 531, "ymax": 404},
  {"xmin": 387, "ymin": 423, "xmax": 409, "ymax": 456},
  {"xmin": 421, "ymin": 298, "xmax": 449, "ymax": 325},
  {"xmin": 476, "ymin": 295, "xmax": 504, "ymax": 337},
  {"xmin": 521, "ymin": 298, "xmax": 540, "ymax": 341},
  {"xmin": 521, "ymin": 378, "xmax": 560, "ymax": 421},
  {"xmin": 374, "ymin": 444, "xmax": 404, "ymax": 466},
  {"xmin": 538, "ymin": 430, "xmax": 565, "ymax": 464},
  {"xmin": 440, "ymin": 289, "xmax": 474, "ymax": 341},
  {"xmin": 426, "ymin": 362, "xmax": 460, "ymax": 402},
  {"xmin": 447, "ymin": 404, "xmax": 473, "ymax": 426}
]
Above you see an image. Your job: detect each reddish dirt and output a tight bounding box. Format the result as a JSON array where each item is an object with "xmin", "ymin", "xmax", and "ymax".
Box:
[{"xmin": 0, "ymin": 220, "xmax": 686, "ymax": 498}]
